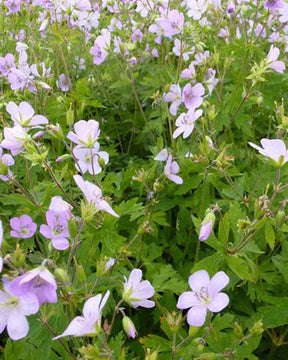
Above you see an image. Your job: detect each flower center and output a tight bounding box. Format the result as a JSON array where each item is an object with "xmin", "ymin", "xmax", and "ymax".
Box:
[
  {"xmin": 53, "ymin": 224, "xmax": 64, "ymax": 236},
  {"xmin": 20, "ymin": 225, "xmax": 30, "ymax": 235},
  {"xmin": 194, "ymin": 286, "xmax": 211, "ymax": 305}
]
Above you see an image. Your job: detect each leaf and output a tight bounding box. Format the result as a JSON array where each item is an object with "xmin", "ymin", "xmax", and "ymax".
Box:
[
  {"xmin": 226, "ymin": 254, "xmax": 255, "ymax": 281},
  {"xmin": 152, "ymin": 265, "xmax": 187, "ymax": 294},
  {"xmin": 265, "ymin": 222, "xmax": 275, "ymax": 250}
]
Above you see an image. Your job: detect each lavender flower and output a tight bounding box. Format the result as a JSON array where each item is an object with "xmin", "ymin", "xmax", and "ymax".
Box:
[
  {"xmin": 0, "ymin": 53, "xmax": 15, "ymax": 76},
  {"xmin": 67, "ymin": 120, "xmax": 100, "ymax": 148},
  {"xmin": 199, "ymin": 220, "xmax": 213, "ymax": 242},
  {"xmin": 154, "ymin": 148, "xmax": 169, "ymax": 162},
  {"xmin": 163, "ymin": 84, "xmax": 182, "ymax": 116},
  {"xmin": 173, "ymin": 109, "xmax": 203, "ymax": 139},
  {"xmin": 0, "ymin": 280, "xmax": 39, "ymax": 340},
  {"xmin": 122, "ymin": 269, "xmax": 155, "ymax": 308},
  {"xmin": 156, "ymin": 10, "xmax": 184, "ymax": 37},
  {"xmin": 49, "ymin": 196, "xmax": 73, "ymax": 218},
  {"xmin": 267, "ymin": 45, "xmax": 285, "ymax": 74},
  {"xmin": 182, "ymin": 83, "xmax": 205, "ymax": 110},
  {"xmin": 0, "ymin": 221, "xmax": 3, "ymax": 273},
  {"xmin": 10, "ymin": 215, "xmax": 37, "ymax": 239},
  {"xmin": 40, "ymin": 210, "xmax": 70, "ymax": 250},
  {"xmin": 248, "ymin": 138, "xmax": 288, "ymax": 167},
  {"xmin": 56, "ymin": 74, "xmax": 70, "ymax": 92},
  {"xmin": 264, "ymin": 0, "xmax": 284, "ymax": 10},
  {"xmin": 73, "ymin": 145, "xmax": 109, "ymax": 175},
  {"xmin": 164, "ymin": 155, "xmax": 183, "ymax": 184},
  {"xmin": 1, "ymin": 126, "xmax": 30, "ymax": 155},
  {"xmin": 6, "ymin": 101, "xmax": 48, "ymax": 128},
  {"xmin": 10, "ymin": 267, "xmax": 57, "ymax": 305},
  {"xmin": 177, "ymin": 270, "xmax": 229, "ymax": 326},
  {"xmin": 74, "ymin": 175, "xmax": 119, "ymax": 217},
  {"xmin": 0, "ymin": 147, "xmax": 14, "ymax": 181},
  {"xmin": 53, "ymin": 291, "xmax": 110, "ymax": 339}
]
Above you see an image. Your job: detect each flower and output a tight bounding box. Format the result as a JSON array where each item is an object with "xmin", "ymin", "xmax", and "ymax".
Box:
[
  {"xmin": 40, "ymin": 210, "xmax": 70, "ymax": 250},
  {"xmin": 199, "ymin": 220, "xmax": 212, "ymax": 242},
  {"xmin": 248, "ymin": 138, "xmax": 288, "ymax": 167},
  {"xmin": 10, "ymin": 215, "xmax": 37, "ymax": 239},
  {"xmin": 182, "ymin": 83, "xmax": 205, "ymax": 110},
  {"xmin": 122, "ymin": 316, "xmax": 137, "ymax": 338},
  {"xmin": 164, "ymin": 155, "xmax": 183, "ymax": 184},
  {"xmin": 163, "ymin": 84, "xmax": 182, "ymax": 116},
  {"xmin": 122, "ymin": 269, "xmax": 155, "ymax": 308},
  {"xmin": 186, "ymin": 0, "xmax": 208, "ymax": 20},
  {"xmin": 67, "ymin": 120, "xmax": 100, "ymax": 148},
  {"xmin": 73, "ymin": 145, "xmax": 109, "ymax": 175},
  {"xmin": 0, "ymin": 147, "xmax": 14, "ymax": 181},
  {"xmin": 6, "ymin": 101, "xmax": 48, "ymax": 128},
  {"xmin": 0, "ymin": 220, "xmax": 3, "ymax": 273},
  {"xmin": 56, "ymin": 74, "xmax": 70, "ymax": 92},
  {"xmin": 173, "ymin": 109, "xmax": 203, "ymax": 139},
  {"xmin": 9, "ymin": 267, "xmax": 57, "ymax": 305},
  {"xmin": 1, "ymin": 126, "xmax": 30, "ymax": 155},
  {"xmin": 266, "ymin": 45, "xmax": 285, "ymax": 74},
  {"xmin": 199, "ymin": 211, "xmax": 216, "ymax": 242},
  {"xmin": 177, "ymin": 270, "xmax": 229, "ymax": 326},
  {"xmin": 0, "ymin": 280, "xmax": 39, "ymax": 340},
  {"xmin": 49, "ymin": 196, "xmax": 73, "ymax": 217},
  {"xmin": 53, "ymin": 291, "xmax": 110, "ymax": 339},
  {"xmin": 155, "ymin": 10, "xmax": 184, "ymax": 37},
  {"xmin": 74, "ymin": 175, "xmax": 118, "ymax": 217},
  {"xmin": 264, "ymin": 0, "xmax": 284, "ymax": 10},
  {"xmin": 154, "ymin": 148, "xmax": 169, "ymax": 162},
  {"xmin": 0, "ymin": 53, "xmax": 15, "ymax": 76}
]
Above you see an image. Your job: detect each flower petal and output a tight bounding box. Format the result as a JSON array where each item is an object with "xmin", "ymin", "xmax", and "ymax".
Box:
[
  {"xmin": 187, "ymin": 306, "xmax": 207, "ymax": 326},
  {"xmin": 188, "ymin": 270, "xmax": 210, "ymax": 292},
  {"xmin": 207, "ymin": 292, "xmax": 229, "ymax": 312}
]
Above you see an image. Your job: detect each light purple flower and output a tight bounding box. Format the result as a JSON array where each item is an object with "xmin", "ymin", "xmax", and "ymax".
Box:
[
  {"xmin": 173, "ymin": 109, "xmax": 203, "ymax": 139},
  {"xmin": 53, "ymin": 291, "xmax": 110, "ymax": 339},
  {"xmin": 74, "ymin": 175, "xmax": 118, "ymax": 217},
  {"xmin": 227, "ymin": 1, "xmax": 235, "ymax": 13},
  {"xmin": 182, "ymin": 83, "xmax": 205, "ymax": 110},
  {"xmin": 267, "ymin": 45, "xmax": 285, "ymax": 74},
  {"xmin": 1, "ymin": 126, "xmax": 30, "ymax": 155},
  {"xmin": 122, "ymin": 269, "xmax": 155, "ymax": 308},
  {"xmin": 10, "ymin": 215, "xmax": 37, "ymax": 239},
  {"xmin": 164, "ymin": 155, "xmax": 183, "ymax": 184},
  {"xmin": 4, "ymin": 0, "xmax": 21, "ymax": 14},
  {"xmin": 0, "ymin": 53, "xmax": 15, "ymax": 76},
  {"xmin": 9, "ymin": 267, "xmax": 57, "ymax": 305},
  {"xmin": 264, "ymin": 0, "xmax": 283, "ymax": 10},
  {"xmin": 104, "ymin": 257, "xmax": 115, "ymax": 271},
  {"xmin": 163, "ymin": 84, "xmax": 182, "ymax": 116},
  {"xmin": 186, "ymin": 0, "xmax": 208, "ymax": 20},
  {"xmin": 177, "ymin": 270, "xmax": 229, "ymax": 326},
  {"xmin": 49, "ymin": 196, "xmax": 73, "ymax": 218},
  {"xmin": 73, "ymin": 145, "xmax": 109, "ymax": 175},
  {"xmin": 6, "ymin": 101, "xmax": 48, "ymax": 128},
  {"xmin": 248, "ymin": 138, "xmax": 288, "ymax": 167},
  {"xmin": 0, "ymin": 280, "xmax": 39, "ymax": 340},
  {"xmin": 279, "ymin": 3, "xmax": 288, "ymax": 23},
  {"xmin": 205, "ymin": 69, "xmax": 219, "ymax": 95},
  {"xmin": 135, "ymin": 0, "xmax": 154, "ymax": 17},
  {"xmin": 154, "ymin": 148, "xmax": 169, "ymax": 162},
  {"xmin": 90, "ymin": 29, "xmax": 110, "ymax": 65},
  {"xmin": 131, "ymin": 29, "xmax": 143, "ymax": 43},
  {"xmin": 0, "ymin": 147, "xmax": 14, "ymax": 181},
  {"xmin": 0, "ymin": 221, "xmax": 3, "ymax": 273},
  {"xmin": 156, "ymin": 10, "xmax": 184, "ymax": 37},
  {"xmin": 67, "ymin": 120, "xmax": 100, "ymax": 148},
  {"xmin": 57, "ymin": 74, "xmax": 70, "ymax": 92},
  {"xmin": 181, "ymin": 62, "xmax": 196, "ymax": 79},
  {"xmin": 199, "ymin": 220, "xmax": 213, "ymax": 242},
  {"xmin": 40, "ymin": 210, "xmax": 70, "ymax": 250}
]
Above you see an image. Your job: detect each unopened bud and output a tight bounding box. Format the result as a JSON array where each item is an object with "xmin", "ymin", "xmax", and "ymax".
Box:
[
  {"xmin": 250, "ymin": 320, "xmax": 264, "ymax": 336},
  {"xmin": 275, "ymin": 210, "xmax": 285, "ymax": 228},
  {"xmin": 122, "ymin": 316, "xmax": 137, "ymax": 338},
  {"xmin": 76, "ymin": 264, "xmax": 86, "ymax": 283},
  {"xmin": 54, "ymin": 268, "xmax": 70, "ymax": 284},
  {"xmin": 68, "ymin": 218, "xmax": 78, "ymax": 238}
]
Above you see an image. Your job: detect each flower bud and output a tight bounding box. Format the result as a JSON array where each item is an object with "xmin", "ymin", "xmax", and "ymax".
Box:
[
  {"xmin": 56, "ymin": 154, "xmax": 72, "ymax": 163},
  {"xmin": 275, "ymin": 210, "xmax": 285, "ymax": 228},
  {"xmin": 54, "ymin": 268, "xmax": 70, "ymax": 284},
  {"xmin": 250, "ymin": 320, "xmax": 264, "ymax": 336},
  {"xmin": 33, "ymin": 131, "xmax": 44, "ymax": 139},
  {"xmin": 234, "ymin": 321, "xmax": 244, "ymax": 339},
  {"xmin": 189, "ymin": 326, "xmax": 201, "ymax": 337},
  {"xmin": 145, "ymin": 349, "xmax": 158, "ymax": 360},
  {"xmin": 66, "ymin": 103, "xmax": 74, "ymax": 126},
  {"xmin": 68, "ymin": 218, "xmax": 78, "ymax": 238},
  {"xmin": 46, "ymin": 124, "xmax": 64, "ymax": 140},
  {"xmin": 122, "ymin": 316, "xmax": 137, "ymax": 338},
  {"xmin": 76, "ymin": 264, "xmax": 86, "ymax": 283},
  {"xmin": 199, "ymin": 212, "xmax": 215, "ymax": 242}
]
